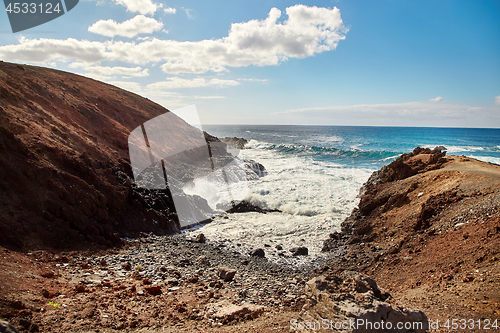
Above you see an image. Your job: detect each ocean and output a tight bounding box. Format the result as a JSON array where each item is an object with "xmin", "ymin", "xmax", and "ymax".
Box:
[{"xmin": 184, "ymin": 126, "xmax": 500, "ymax": 269}]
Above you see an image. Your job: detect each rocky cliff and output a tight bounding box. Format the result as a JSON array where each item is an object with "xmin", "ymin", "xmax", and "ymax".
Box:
[
  {"xmin": 321, "ymin": 147, "xmax": 500, "ymax": 322},
  {"xmin": 0, "ymin": 62, "xmax": 187, "ymax": 250}
]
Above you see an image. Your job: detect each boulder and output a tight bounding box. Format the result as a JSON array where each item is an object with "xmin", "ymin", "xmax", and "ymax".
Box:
[
  {"xmin": 205, "ymin": 300, "xmax": 265, "ymax": 321},
  {"xmin": 250, "ymin": 248, "xmax": 265, "ymax": 258},
  {"xmin": 144, "ymin": 285, "xmax": 162, "ymax": 295},
  {"xmin": 290, "ymin": 246, "xmax": 308, "ymax": 256},
  {"xmin": 194, "ymin": 233, "xmax": 206, "ymax": 243},
  {"xmin": 301, "ymin": 271, "xmax": 427, "ymax": 333},
  {"xmin": 218, "ymin": 266, "xmax": 237, "ymax": 282}
]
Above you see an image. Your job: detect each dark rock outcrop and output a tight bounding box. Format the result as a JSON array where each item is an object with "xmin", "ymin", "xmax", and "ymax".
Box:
[
  {"xmin": 300, "ymin": 271, "xmax": 428, "ymax": 333},
  {"xmin": 219, "ymin": 137, "xmax": 248, "ymax": 150},
  {"xmin": 225, "ymin": 200, "xmax": 280, "ymax": 214},
  {"xmin": 319, "ymin": 148, "xmax": 500, "ymax": 321},
  {"xmin": 290, "ymin": 246, "xmax": 308, "ymax": 256},
  {"xmin": 250, "ymin": 248, "xmax": 265, "ymax": 257},
  {"xmin": 342, "ymin": 147, "xmax": 448, "ymax": 237}
]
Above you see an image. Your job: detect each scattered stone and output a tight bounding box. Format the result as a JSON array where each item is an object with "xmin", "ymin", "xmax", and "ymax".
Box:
[
  {"xmin": 275, "ymin": 245, "xmax": 283, "ymax": 250},
  {"xmin": 195, "ymin": 233, "xmax": 206, "ymax": 243},
  {"xmin": 218, "ymin": 266, "xmax": 237, "ymax": 282},
  {"xmin": 75, "ymin": 284, "xmax": 87, "ymax": 293},
  {"xmin": 144, "ymin": 285, "xmax": 162, "ymax": 295},
  {"xmin": 187, "ymin": 276, "xmax": 199, "ymax": 283},
  {"xmin": 122, "ymin": 262, "xmax": 132, "ymax": 271},
  {"xmin": 59, "ymin": 256, "xmax": 70, "ymax": 263},
  {"xmin": 290, "ymin": 247, "xmax": 308, "ymax": 256},
  {"xmin": 197, "ymin": 255, "xmax": 210, "ymax": 266},
  {"xmin": 40, "ymin": 270, "xmax": 55, "ymax": 278},
  {"xmin": 250, "ymin": 248, "xmax": 265, "ymax": 258},
  {"xmin": 463, "ymin": 275, "xmax": 474, "ymax": 283},
  {"xmin": 205, "ymin": 300, "xmax": 265, "ymax": 321},
  {"xmin": 10, "ymin": 300, "xmax": 25, "ymax": 310},
  {"xmin": 41, "ymin": 289, "xmax": 54, "ymax": 299},
  {"xmin": 179, "ymin": 259, "xmax": 191, "ymax": 266},
  {"xmin": 166, "ymin": 278, "xmax": 179, "ymax": 286},
  {"xmin": 170, "ymin": 269, "xmax": 181, "ymax": 278}
]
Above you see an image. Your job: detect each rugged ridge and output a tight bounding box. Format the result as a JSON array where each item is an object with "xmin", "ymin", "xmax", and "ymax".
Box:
[
  {"xmin": 0, "ymin": 62, "xmax": 186, "ymax": 250},
  {"xmin": 321, "ymin": 147, "xmax": 500, "ymax": 322}
]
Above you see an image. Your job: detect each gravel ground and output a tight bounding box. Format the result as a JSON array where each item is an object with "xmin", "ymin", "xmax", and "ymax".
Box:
[{"xmin": 65, "ymin": 233, "xmax": 312, "ymax": 309}]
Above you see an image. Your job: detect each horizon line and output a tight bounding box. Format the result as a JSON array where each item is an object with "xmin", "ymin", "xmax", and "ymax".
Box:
[{"xmin": 199, "ymin": 124, "xmax": 500, "ymax": 130}]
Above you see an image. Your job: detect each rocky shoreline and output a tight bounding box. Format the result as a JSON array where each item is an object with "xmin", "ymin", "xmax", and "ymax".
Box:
[
  {"xmin": 1, "ymin": 61, "xmax": 498, "ymax": 332},
  {"xmin": 319, "ymin": 147, "xmax": 500, "ymax": 325},
  {"xmin": 0, "ymin": 229, "xmax": 430, "ymax": 333},
  {"xmin": 0, "ymin": 232, "xmax": 311, "ymax": 332},
  {"xmin": 6, "ymin": 147, "xmax": 498, "ymax": 332}
]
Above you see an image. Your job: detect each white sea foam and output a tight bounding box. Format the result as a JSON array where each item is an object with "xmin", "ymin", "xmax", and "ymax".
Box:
[
  {"xmin": 421, "ymin": 144, "xmax": 485, "ymax": 153},
  {"xmin": 187, "ymin": 141, "xmax": 373, "ymax": 268},
  {"xmin": 382, "ymin": 154, "xmax": 402, "ymax": 161},
  {"xmin": 186, "ymin": 212, "xmax": 343, "ymax": 270},
  {"xmin": 469, "ymin": 155, "xmax": 500, "ymax": 165}
]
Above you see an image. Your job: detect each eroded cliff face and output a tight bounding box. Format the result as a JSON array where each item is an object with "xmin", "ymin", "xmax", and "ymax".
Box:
[
  {"xmin": 0, "ymin": 62, "xmax": 184, "ymax": 250},
  {"xmin": 321, "ymin": 147, "xmax": 500, "ymax": 322}
]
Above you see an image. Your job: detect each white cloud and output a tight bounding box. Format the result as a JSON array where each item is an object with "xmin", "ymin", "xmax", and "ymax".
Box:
[
  {"xmin": 146, "ymin": 77, "xmax": 239, "ymax": 90},
  {"xmin": 113, "ymin": 0, "xmax": 160, "ymax": 15},
  {"xmin": 0, "ymin": 37, "xmax": 109, "ymax": 63},
  {"xmin": 102, "ymin": 82, "xmax": 227, "ymax": 109},
  {"xmin": 429, "ymin": 96, "xmax": 443, "ymax": 102},
  {"xmin": 164, "ymin": 7, "xmax": 176, "ymax": 14},
  {"xmin": 69, "ymin": 63, "xmax": 149, "ymax": 80},
  {"xmin": 238, "ymin": 78, "xmax": 269, "ymax": 83},
  {"xmin": 190, "ymin": 95, "xmax": 225, "ymax": 99},
  {"xmin": 88, "ymin": 15, "xmax": 163, "ymax": 38},
  {"xmin": 183, "ymin": 7, "xmax": 193, "ymax": 19},
  {"xmin": 273, "ymin": 101, "xmax": 500, "ymax": 127},
  {"xmin": 0, "ymin": 5, "xmax": 347, "ymax": 74},
  {"xmin": 107, "ymin": 80, "xmax": 143, "ymax": 93},
  {"xmin": 495, "ymin": 95, "xmax": 500, "ymax": 105}
]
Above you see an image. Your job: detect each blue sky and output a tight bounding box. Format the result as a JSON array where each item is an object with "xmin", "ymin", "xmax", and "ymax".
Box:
[{"xmin": 1, "ymin": 0, "xmax": 499, "ymax": 127}]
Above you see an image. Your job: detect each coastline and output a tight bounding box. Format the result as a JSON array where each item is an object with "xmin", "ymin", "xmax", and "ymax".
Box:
[
  {"xmin": 1, "ymin": 62, "xmax": 499, "ymax": 332},
  {"xmin": 1, "ymin": 151, "xmax": 498, "ymax": 332}
]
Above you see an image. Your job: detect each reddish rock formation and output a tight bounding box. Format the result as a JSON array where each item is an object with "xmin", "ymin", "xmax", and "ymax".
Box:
[
  {"xmin": 321, "ymin": 148, "xmax": 500, "ymax": 322},
  {"xmin": 0, "ymin": 62, "xmax": 182, "ymax": 250}
]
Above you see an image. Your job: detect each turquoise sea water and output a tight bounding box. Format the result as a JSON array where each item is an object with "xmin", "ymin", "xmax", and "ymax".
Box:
[
  {"xmin": 203, "ymin": 125, "xmax": 500, "ymax": 168},
  {"xmin": 186, "ymin": 126, "xmax": 500, "ymax": 268}
]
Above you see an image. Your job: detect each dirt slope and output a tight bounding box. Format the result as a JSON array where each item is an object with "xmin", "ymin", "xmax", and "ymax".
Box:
[
  {"xmin": 0, "ymin": 61, "xmax": 183, "ymax": 250},
  {"xmin": 322, "ymin": 148, "xmax": 500, "ymax": 324}
]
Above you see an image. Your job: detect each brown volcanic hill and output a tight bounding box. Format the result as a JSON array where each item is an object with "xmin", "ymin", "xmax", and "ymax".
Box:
[
  {"xmin": 0, "ymin": 61, "xmax": 185, "ymax": 250},
  {"xmin": 321, "ymin": 147, "xmax": 500, "ymax": 322}
]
